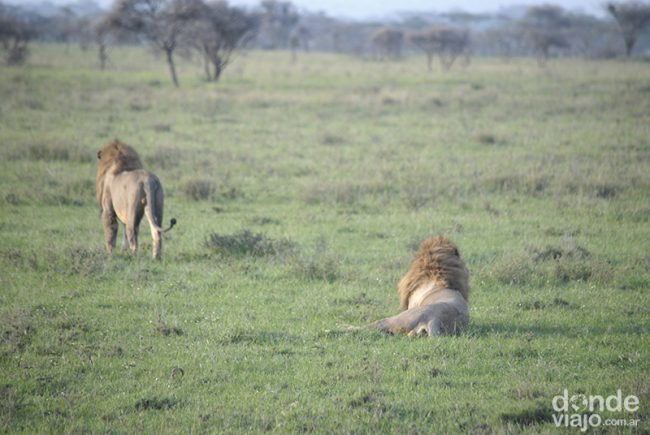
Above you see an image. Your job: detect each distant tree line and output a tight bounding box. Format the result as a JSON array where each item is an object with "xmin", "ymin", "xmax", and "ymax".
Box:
[
  {"xmin": 368, "ymin": 2, "xmax": 650, "ymax": 70},
  {"xmin": 409, "ymin": 27, "xmax": 470, "ymax": 70},
  {"xmin": 0, "ymin": 12, "xmax": 35, "ymax": 64},
  {"xmin": 607, "ymin": 1, "xmax": 650, "ymax": 56},
  {"xmin": 1, "ymin": 0, "xmax": 650, "ymax": 79},
  {"xmin": 97, "ymin": 0, "xmax": 260, "ymax": 87}
]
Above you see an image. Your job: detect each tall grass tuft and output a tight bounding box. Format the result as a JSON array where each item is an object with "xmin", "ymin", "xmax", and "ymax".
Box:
[
  {"xmin": 205, "ymin": 230, "xmax": 296, "ymax": 258},
  {"xmin": 291, "ymin": 237, "xmax": 341, "ymax": 282},
  {"xmin": 492, "ymin": 240, "xmax": 613, "ymax": 287}
]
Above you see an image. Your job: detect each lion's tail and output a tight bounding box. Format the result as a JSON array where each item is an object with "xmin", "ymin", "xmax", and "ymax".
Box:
[
  {"xmin": 162, "ymin": 218, "xmax": 177, "ymax": 232},
  {"xmin": 143, "ymin": 181, "xmax": 177, "ymax": 235}
]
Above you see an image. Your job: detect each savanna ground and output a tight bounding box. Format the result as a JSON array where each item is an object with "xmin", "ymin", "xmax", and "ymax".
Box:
[{"xmin": 0, "ymin": 44, "xmax": 649, "ymax": 433}]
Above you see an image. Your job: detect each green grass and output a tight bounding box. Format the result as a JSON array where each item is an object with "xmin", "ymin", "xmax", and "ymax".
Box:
[{"xmin": 1, "ymin": 44, "xmax": 649, "ymax": 433}]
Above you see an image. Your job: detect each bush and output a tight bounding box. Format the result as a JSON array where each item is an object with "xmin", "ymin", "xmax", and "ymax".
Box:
[
  {"xmin": 26, "ymin": 143, "xmax": 93, "ymax": 163},
  {"xmin": 291, "ymin": 237, "xmax": 340, "ymax": 282},
  {"xmin": 146, "ymin": 146, "xmax": 181, "ymax": 169},
  {"xmin": 492, "ymin": 241, "xmax": 612, "ymax": 287},
  {"xmin": 180, "ymin": 178, "xmax": 216, "ymax": 201},
  {"xmin": 205, "ymin": 230, "xmax": 295, "ymax": 258},
  {"xmin": 180, "ymin": 177, "xmax": 243, "ymax": 202}
]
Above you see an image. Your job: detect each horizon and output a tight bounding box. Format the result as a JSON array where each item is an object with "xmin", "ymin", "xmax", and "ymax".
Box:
[{"xmin": 3, "ymin": 0, "xmax": 606, "ymax": 19}]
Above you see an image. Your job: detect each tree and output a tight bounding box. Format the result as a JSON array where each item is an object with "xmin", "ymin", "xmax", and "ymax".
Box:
[
  {"xmin": 522, "ymin": 5, "xmax": 571, "ymax": 66},
  {"xmin": 258, "ymin": 0, "xmax": 298, "ymax": 49},
  {"xmin": 0, "ymin": 13, "xmax": 35, "ymax": 65},
  {"xmin": 186, "ymin": 0, "xmax": 258, "ymax": 81},
  {"xmin": 410, "ymin": 26, "xmax": 470, "ymax": 71},
  {"xmin": 289, "ymin": 25, "xmax": 310, "ymax": 62},
  {"xmin": 482, "ymin": 24, "xmax": 527, "ymax": 58},
  {"xmin": 92, "ymin": 14, "xmax": 113, "ymax": 70},
  {"xmin": 371, "ymin": 28, "xmax": 403, "ymax": 60},
  {"xmin": 107, "ymin": 0, "xmax": 203, "ymax": 87},
  {"xmin": 528, "ymin": 30, "xmax": 569, "ymax": 65},
  {"xmin": 58, "ymin": 6, "xmax": 77, "ymax": 49},
  {"xmin": 606, "ymin": 1, "xmax": 650, "ymax": 56},
  {"xmin": 330, "ymin": 23, "xmax": 369, "ymax": 56}
]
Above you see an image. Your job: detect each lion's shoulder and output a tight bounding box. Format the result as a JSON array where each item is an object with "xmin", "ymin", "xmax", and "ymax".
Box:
[
  {"xmin": 96, "ymin": 140, "xmax": 146, "ymax": 204},
  {"xmin": 399, "ymin": 236, "xmax": 470, "ymax": 309},
  {"xmin": 98, "ymin": 139, "xmax": 143, "ymax": 175}
]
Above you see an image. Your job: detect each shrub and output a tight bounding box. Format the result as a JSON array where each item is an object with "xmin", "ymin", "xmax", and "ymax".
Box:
[
  {"xmin": 205, "ymin": 230, "xmax": 295, "ymax": 258},
  {"xmin": 180, "ymin": 178, "xmax": 216, "ymax": 201},
  {"xmin": 26, "ymin": 143, "xmax": 93, "ymax": 163},
  {"xmin": 180, "ymin": 177, "xmax": 243, "ymax": 202},
  {"xmin": 492, "ymin": 241, "xmax": 612, "ymax": 287},
  {"xmin": 476, "ymin": 133, "xmax": 502, "ymax": 145},
  {"xmin": 147, "ymin": 146, "xmax": 181, "ymax": 169},
  {"xmin": 320, "ymin": 133, "xmax": 346, "ymax": 146},
  {"xmin": 291, "ymin": 238, "xmax": 340, "ymax": 282}
]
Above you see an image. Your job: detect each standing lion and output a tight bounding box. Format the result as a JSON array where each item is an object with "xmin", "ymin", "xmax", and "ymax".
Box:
[
  {"xmin": 96, "ymin": 139, "xmax": 176, "ymax": 260},
  {"xmin": 370, "ymin": 236, "xmax": 469, "ymax": 336}
]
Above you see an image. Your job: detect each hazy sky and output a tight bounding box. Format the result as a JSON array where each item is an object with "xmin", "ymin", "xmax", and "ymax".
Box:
[
  {"xmin": 233, "ymin": 0, "xmax": 604, "ymax": 19},
  {"xmin": 10, "ymin": 0, "xmax": 605, "ymax": 19}
]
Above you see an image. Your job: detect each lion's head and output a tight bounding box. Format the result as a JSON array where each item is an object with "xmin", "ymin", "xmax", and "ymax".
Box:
[
  {"xmin": 96, "ymin": 139, "xmax": 143, "ymax": 205},
  {"xmin": 398, "ymin": 236, "xmax": 469, "ymax": 310}
]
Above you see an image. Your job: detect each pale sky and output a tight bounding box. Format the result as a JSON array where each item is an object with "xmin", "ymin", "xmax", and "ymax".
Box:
[
  {"xmin": 233, "ymin": 0, "xmax": 604, "ymax": 19},
  {"xmin": 8, "ymin": 0, "xmax": 606, "ymax": 19}
]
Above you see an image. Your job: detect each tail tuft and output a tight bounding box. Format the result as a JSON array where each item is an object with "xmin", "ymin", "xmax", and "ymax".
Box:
[{"xmin": 163, "ymin": 218, "xmax": 177, "ymax": 232}]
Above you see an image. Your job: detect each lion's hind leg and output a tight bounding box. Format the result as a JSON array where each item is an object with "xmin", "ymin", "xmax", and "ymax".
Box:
[
  {"xmin": 148, "ymin": 224, "xmax": 162, "ymax": 260},
  {"xmin": 121, "ymin": 226, "xmax": 129, "ymax": 251},
  {"xmin": 143, "ymin": 204, "xmax": 162, "ymax": 260},
  {"xmin": 101, "ymin": 210, "xmax": 118, "ymax": 254},
  {"xmin": 407, "ymin": 319, "xmax": 442, "ymax": 337},
  {"xmin": 124, "ymin": 205, "xmax": 143, "ymax": 256},
  {"xmin": 143, "ymin": 181, "xmax": 164, "ymax": 260},
  {"xmin": 369, "ymin": 306, "xmax": 432, "ymax": 335},
  {"xmin": 124, "ymin": 222, "xmax": 140, "ymax": 255},
  {"xmin": 369, "ymin": 304, "xmax": 467, "ymax": 337},
  {"xmin": 142, "ymin": 203, "xmax": 162, "ymax": 260}
]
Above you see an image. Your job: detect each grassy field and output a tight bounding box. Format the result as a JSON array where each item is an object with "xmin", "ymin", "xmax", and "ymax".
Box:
[{"xmin": 1, "ymin": 44, "xmax": 649, "ymax": 433}]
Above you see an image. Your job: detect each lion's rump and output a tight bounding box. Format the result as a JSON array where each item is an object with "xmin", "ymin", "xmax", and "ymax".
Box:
[
  {"xmin": 370, "ymin": 236, "xmax": 470, "ymax": 336},
  {"xmin": 95, "ymin": 139, "xmax": 170, "ymax": 259},
  {"xmin": 96, "ymin": 140, "xmax": 144, "ymax": 206}
]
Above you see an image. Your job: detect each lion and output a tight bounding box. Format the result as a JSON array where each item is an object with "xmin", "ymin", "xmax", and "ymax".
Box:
[
  {"xmin": 96, "ymin": 139, "xmax": 176, "ymax": 260},
  {"xmin": 369, "ymin": 236, "xmax": 469, "ymax": 336}
]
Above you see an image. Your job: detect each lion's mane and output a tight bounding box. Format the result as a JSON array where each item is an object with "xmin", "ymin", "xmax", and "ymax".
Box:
[
  {"xmin": 96, "ymin": 139, "xmax": 143, "ymax": 206},
  {"xmin": 398, "ymin": 236, "xmax": 470, "ymax": 310},
  {"xmin": 95, "ymin": 139, "xmax": 175, "ymax": 259},
  {"xmin": 368, "ymin": 236, "xmax": 470, "ymax": 336}
]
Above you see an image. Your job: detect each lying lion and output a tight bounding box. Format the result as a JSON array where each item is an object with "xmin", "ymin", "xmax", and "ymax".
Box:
[
  {"xmin": 96, "ymin": 139, "xmax": 176, "ymax": 260},
  {"xmin": 369, "ymin": 236, "xmax": 469, "ymax": 336}
]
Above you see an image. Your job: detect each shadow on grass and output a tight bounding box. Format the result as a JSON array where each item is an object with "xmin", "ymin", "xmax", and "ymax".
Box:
[
  {"xmin": 135, "ymin": 397, "xmax": 182, "ymax": 411},
  {"xmin": 469, "ymin": 320, "xmax": 643, "ymax": 338},
  {"xmin": 500, "ymin": 401, "xmax": 555, "ymax": 426},
  {"xmin": 216, "ymin": 330, "xmax": 303, "ymax": 345}
]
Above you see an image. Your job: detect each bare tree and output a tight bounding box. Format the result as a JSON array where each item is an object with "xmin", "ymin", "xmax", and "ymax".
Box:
[
  {"xmin": 76, "ymin": 17, "xmax": 95, "ymax": 51},
  {"xmin": 606, "ymin": 1, "xmax": 650, "ymax": 56},
  {"xmin": 258, "ymin": 0, "xmax": 298, "ymax": 49},
  {"xmin": 522, "ymin": 5, "xmax": 572, "ymax": 66},
  {"xmin": 482, "ymin": 24, "xmax": 527, "ymax": 59},
  {"xmin": 0, "ymin": 14, "xmax": 35, "ymax": 65},
  {"xmin": 330, "ymin": 23, "xmax": 371, "ymax": 56},
  {"xmin": 410, "ymin": 29, "xmax": 438, "ymax": 71},
  {"xmin": 92, "ymin": 14, "xmax": 113, "ymax": 70},
  {"xmin": 107, "ymin": 0, "xmax": 203, "ymax": 87},
  {"xmin": 186, "ymin": 0, "xmax": 258, "ymax": 81},
  {"xmin": 58, "ymin": 6, "xmax": 77, "ymax": 50},
  {"xmin": 289, "ymin": 25, "xmax": 310, "ymax": 62},
  {"xmin": 528, "ymin": 30, "xmax": 570, "ymax": 65},
  {"xmin": 410, "ymin": 26, "xmax": 470, "ymax": 71},
  {"xmin": 371, "ymin": 28, "xmax": 403, "ymax": 60}
]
